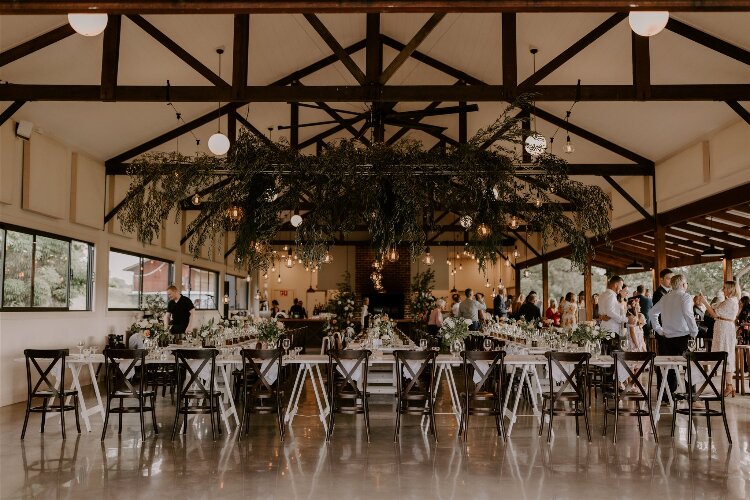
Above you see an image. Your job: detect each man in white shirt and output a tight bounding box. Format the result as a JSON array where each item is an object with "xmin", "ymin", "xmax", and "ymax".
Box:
[
  {"xmin": 648, "ymin": 274, "xmax": 698, "ymax": 396},
  {"xmin": 598, "ymin": 276, "xmax": 627, "ymax": 336}
]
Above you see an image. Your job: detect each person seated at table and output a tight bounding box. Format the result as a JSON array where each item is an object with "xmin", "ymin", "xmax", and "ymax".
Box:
[
  {"xmin": 511, "ymin": 294, "xmax": 525, "ymax": 320},
  {"xmin": 427, "ymin": 299, "xmax": 445, "ymax": 336},
  {"xmin": 545, "ymin": 299, "xmax": 560, "ymax": 326},
  {"xmin": 128, "ymin": 330, "xmax": 145, "ymax": 349},
  {"xmin": 517, "ymin": 292, "xmax": 542, "ymax": 323},
  {"xmin": 270, "ymin": 300, "xmax": 280, "ymax": 318}
]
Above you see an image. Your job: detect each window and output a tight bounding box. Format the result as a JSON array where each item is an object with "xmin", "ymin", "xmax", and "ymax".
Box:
[
  {"xmin": 182, "ymin": 264, "xmax": 218, "ymax": 310},
  {"xmin": 1, "ymin": 225, "xmax": 94, "ymax": 311},
  {"xmin": 108, "ymin": 250, "xmax": 172, "ymax": 310},
  {"xmin": 226, "ymin": 274, "xmax": 249, "ymax": 310}
]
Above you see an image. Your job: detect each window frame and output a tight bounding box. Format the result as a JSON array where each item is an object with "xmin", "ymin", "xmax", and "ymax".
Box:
[
  {"xmin": 107, "ymin": 248, "xmax": 174, "ymax": 311},
  {"xmin": 226, "ymin": 273, "xmax": 250, "ymax": 311},
  {"xmin": 0, "ymin": 223, "xmax": 94, "ymax": 312},
  {"xmin": 182, "ymin": 264, "xmax": 219, "ymax": 310}
]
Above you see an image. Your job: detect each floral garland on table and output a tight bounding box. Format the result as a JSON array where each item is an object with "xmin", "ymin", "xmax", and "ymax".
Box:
[
  {"xmin": 116, "ymin": 96, "xmax": 611, "ymax": 274},
  {"xmin": 127, "ymin": 317, "xmax": 171, "ymax": 346},
  {"xmin": 439, "ymin": 316, "xmax": 473, "ymax": 348},
  {"xmin": 370, "ymin": 314, "xmax": 397, "ymax": 343},
  {"xmin": 255, "ymin": 316, "xmax": 285, "ymax": 344},
  {"xmin": 195, "ymin": 318, "xmax": 221, "ymax": 346},
  {"xmin": 567, "ymin": 321, "xmax": 617, "ymax": 345},
  {"xmin": 483, "ymin": 317, "xmax": 505, "ymax": 336}
]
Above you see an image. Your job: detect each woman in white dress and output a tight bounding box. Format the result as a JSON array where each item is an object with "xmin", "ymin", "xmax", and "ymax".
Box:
[
  {"xmin": 700, "ymin": 280, "xmax": 741, "ymax": 397},
  {"xmin": 626, "ymin": 298, "xmax": 647, "ymax": 352}
]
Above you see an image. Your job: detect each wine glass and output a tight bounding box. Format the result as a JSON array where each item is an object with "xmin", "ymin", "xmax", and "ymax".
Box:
[
  {"xmin": 452, "ymin": 340, "xmax": 463, "ymax": 357},
  {"xmin": 620, "ymin": 338, "xmax": 629, "ymax": 351},
  {"xmin": 282, "ymin": 337, "xmax": 291, "ymax": 353},
  {"xmin": 419, "ymin": 338, "xmax": 428, "ymax": 351},
  {"xmin": 76, "ymin": 339, "xmax": 85, "ymax": 356},
  {"xmin": 483, "ymin": 338, "xmax": 493, "ymax": 351},
  {"xmin": 687, "ymin": 338, "xmax": 696, "ymax": 352}
]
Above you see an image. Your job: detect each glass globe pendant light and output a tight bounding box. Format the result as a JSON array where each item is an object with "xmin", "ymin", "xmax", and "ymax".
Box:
[
  {"xmin": 68, "ymin": 13, "xmax": 108, "ymax": 36},
  {"xmin": 422, "ymin": 247, "xmax": 435, "ymax": 266},
  {"xmin": 629, "ymin": 11, "xmax": 669, "ymax": 37},
  {"xmin": 208, "ymin": 48, "xmax": 230, "ymax": 156},
  {"xmin": 387, "ymin": 246, "xmax": 399, "ymax": 263}
]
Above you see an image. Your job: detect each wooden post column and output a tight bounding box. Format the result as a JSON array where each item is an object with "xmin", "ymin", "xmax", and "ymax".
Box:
[
  {"xmin": 723, "ymin": 254, "xmax": 734, "ymax": 281},
  {"xmin": 514, "ymin": 266, "xmax": 522, "ymax": 299},
  {"xmin": 542, "ymin": 261, "xmax": 549, "ymax": 310},
  {"xmin": 583, "ymin": 261, "xmax": 593, "ymax": 321},
  {"xmin": 654, "ymin": 218, "xmax": 667, "ymax": 290}
]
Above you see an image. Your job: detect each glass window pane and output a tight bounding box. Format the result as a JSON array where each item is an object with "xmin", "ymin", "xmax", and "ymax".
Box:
[
  {"xmin": 207, "ymin": 271, "xmax": 217, "ymax": 309},
  {"xmin": 0, "ymin": 229, "xmax": 5, "ymax": 299},
  {"xmin": 141, "ymin": 258, "xmax": 170, "ymax": 306},
  {"xmin": 237, "ymin": 276, "xmax": 248, "ymax": 310},
  {"xmin": 108, "ymin": 251, "xmax": 140, "ymax": 309},
  {"xmin": 33, "ymin": 235, "xmax": 70, "ymax": 308},
  {"xmin": 69, "ymin": 241, "xmax": 91, "ymax": 310},
  {"xmin": 2, "ymin": 231, "xmax": 33, "ymax": 307},
  {"xmin": 226, "ymin": 275, "xmax": 236, "ymax": 309}
]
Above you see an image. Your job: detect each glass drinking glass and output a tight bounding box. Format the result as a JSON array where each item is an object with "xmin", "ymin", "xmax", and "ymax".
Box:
[
  {"xmin": 687, "ymin": 338, "xmax": 696, "ymax": 352},
  {"xmin": 76, "ymin": 339, "xmax": 86, "ymax": 356},
  {"xmin": 282, "ymin": 338, "xmax": 291, "ymax": 353},
  {"xmin": 620, "ymin": 338, "xmax": 629, "ymax": 351},
  {"xmin": 483, "ymin": 338, "xmax": 492, "ymax": 351}
]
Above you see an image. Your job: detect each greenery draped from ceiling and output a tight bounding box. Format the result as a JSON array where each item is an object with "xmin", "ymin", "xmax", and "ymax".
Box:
[{"xmin": 117, "ymin": 98, "xmax": 612, "ymax": 273}]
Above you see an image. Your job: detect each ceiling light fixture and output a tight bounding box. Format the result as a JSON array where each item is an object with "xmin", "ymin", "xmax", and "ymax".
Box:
[
  {"xmin": 629, "ymin": 11, "xmax": 670, "ymax": 37},
  {"xmin": 68, "ymin": 13, "xmax": 108, "ymax": 36},
  {"xmin": 208, "ymin": 48, "xmax": 230, "ymax": 156},
  {"xmin": 626, "ymin": 259, "xmax": 645, "ymax": 270},
  {"xmin": 422, "ymin": 246, "xmax": 435, "ymax": 266}
]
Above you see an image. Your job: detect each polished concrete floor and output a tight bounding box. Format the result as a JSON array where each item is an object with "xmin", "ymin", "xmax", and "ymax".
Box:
[{"xmin": 1, "ymin": 376, "xmax": 748, "ymax": 499}]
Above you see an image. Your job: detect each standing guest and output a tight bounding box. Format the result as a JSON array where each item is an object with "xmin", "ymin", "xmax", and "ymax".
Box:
[
  {"xmin": 458, "ymin": 288, "xmax": 486, "ymax": 331},
  {"xmin": 361, "ymin": 297, "xmax": 370, "ymax": 330},
  {"xmin": 592, "ymin": 293, "xmax": 600, "ymax": 321},
  {"xmin": 645, "ymin": 289, "xmax": 652, "ymax": 299},
  {"xmin": 626, "ymin": 298, "xmax": 647, "ymax": 352},
  {"xmin": 518, "ymin": 292, "xmax": 542, "ymax": 323},
  {"xmin": 598, "ymin": 276, "xmax": 627, "ymax": 337},
  {"xmin": 475, "ymin": 292, "xmax": 487, "ymax": 323},
  {"xmin": 427, "ymin": 299, "xmax": 445, "ymax": 336},
  {"xmin": 270, "ymin": 300, "xmax": 280, "ymax": 318},
  {"xmin": 298, "ymin": 301, "xmax": 308, "ymax": 319},
  {"xmin": 693, "ymin": 295, "xmax": 705, "ymax": 321},
  {"xmin": 493, "ymin": 289, "xmax": 508, "ymax": 320},
  {"xmin": 164, "ymin": 285, "xmax": 195, "ymax": 339},
  {"xmin": 511, "ymin": 294, "xmax": 525, "ymax": 320},
  {"xmin": 700, "ymin": 281, "xmax": 741, "ymax": 397},
  {"xmin": 451, "ymin": 293, "xmax": 461, "ymax": 317},
  {"xmin": 289, "ymin": 298, "xmax": 305, "ymax": 318},
  {"xmin": 561, "ymin": 292, "xmax": 578, "ymax": 328},
  {"xmin": 635, "ymin": 285, "xmax": 653, "ymax": 335},
  {"xmin": 651, "ymin": 268, "xmax": 673, "ymax": 398},
  {"xmin": 619, "ymin": 283, "xmax": 630, "ymax": 302},
  {"xmin": 648, "ymin": 274, "xmax": 698, "ymax": 397},
  {"xmin": 545, "ymin": 299, "xmax": 560, "ymax": 326},
  {"xmin": 577, "ymin": 291, "xmax": 587, "ymax": 324}
]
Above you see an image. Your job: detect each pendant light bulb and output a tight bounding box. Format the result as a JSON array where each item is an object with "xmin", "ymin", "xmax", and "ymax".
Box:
[
  {"xmin": 564, "ymin": 135, "xmax": 575, "ymax": 154},
  {"xmin": 290, "ymin": 214, "xmax": 303, "ymax": 227},
  {"xmin": 277, "ymin": 274, "xmax": 282, "ymax": 283},
  {"xmin": 208, "ymin": 132, "xmax": 230, "ymax": 155},
  {"xmin": 68, "ymin": 13, "xmax": 108, "ymax": 36},
  {"xmin": 510, "ymin": 216, "xmax": 518, "ymax": 229},
  {"xmin": 629, "ymin": 11, "xmax": 669, "ymax": 37},
  {"xmin": 191, "ymin": 193, "xmax": 201, "ymax": 206}
]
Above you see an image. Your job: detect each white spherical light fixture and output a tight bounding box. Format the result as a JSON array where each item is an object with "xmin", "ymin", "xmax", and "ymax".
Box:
[
  {"xmin": 208, "ymin": 132, "xmax": 230, "ymax": 155},
  {"xmin": 68, "ymin": 13, "xmax": 108, "ymax": 36},
  {"xmin": 524, "ymin": 133, "xmax": 547, "ymax": 157},
  {"xmin": 290, "ymin": 214, "xmax": 303, "ymax": 227},
  {"xmin": 628, "ymin": 11, "xmax": 669, "ymax": 37},
  {"xmin": 459, "ymin": 215, "xmax": 473, "ymax": 229}
]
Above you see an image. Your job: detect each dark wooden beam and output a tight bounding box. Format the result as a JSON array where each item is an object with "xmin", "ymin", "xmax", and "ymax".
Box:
[
  {"xmin": 677, "ymin": 222, "xmax": 749, "ymax": 247},
  {"xmin": 290, "ymin": 102, "xmax": 299, "ymax": 148},
  {"xmin": 8, "ymin": 1, "xmax": 750, "ymax": 14},
  {"xmin": 520, "ymin": 109, "xmax": 531, "ymax": 163},
  {"xmin": 519, "ymin": 13, "xmax": 626, "ymax": 88},
  {"xmin": 501, "ymin": 13, "xmax": 517, "ymax": 99},
  {"xmin": 303, "ymin": 14, "xmax": 366, "ymax": 85},
  {"xmin": 566, "ymin": 164, "xmax": 654, "ymax": 176},
  {"xmin": 0, "ymin": 101, "xmax": 25, "ymax": 127},
  {"xmin": 458, "ymin": 101, "xmax": 468, "ymax": 143},
  {"xmin": 232, "ymin": 14, "xmax": 250, "ymax": 101},
  {"xmin": 532, "ymin": 106, "xmax": 655, "ymax": 166},
  {"xmin": 603, "ymin": 175, "xmax": 653, "ymax": 221},
  {"xmin": 380, "ymin": 13, "xmax": 445, "ymax": 84},
  {"xmin": 631, "ymin": 31, "xmax": 651, "ymax": 100},
  {"xmin": 381, "ymin": 35, "xmax": 484, "ymax": 85},
  {"xmin": 314, "ymin": 100, "xmax": 371, "ymax": 146},
  {"xmin": 386, "ymin": 104, "xmax": 478, "ymax": 119},
  {"xmin": 667, "ymin": 226, "xmax": 730, "ymax": 248},
  {"xmin": 666, "ymin": 18, "xmax": 750, "ymax": 66},
  {"xmin": 297, "ymin": 112, "xmax": 369, "ymax": 150},
  {"xmin": 127, "ymin": 14, "xmax": 228, "ymax": 87},
  {"xmin": 3, "ymin": 83, "xmax": 750, "ymax": 103},
  {"xmin": 386, "ymin": 101, "xmax": 442, "ymax": 145},
  {"xmin": 697, "ymin": 215, "xmax": 750, "ymax": 238},
  {"xmin": 510, "ymin": 229, "xmax": 542, "ymax": 259},
  {"xmin": 100, "ymin": 14, "xmax": 121, "ymax": 101},
  {"xmin": 366, "ymin": 13, "xmax": 382, "ymax": 84},
  {"xmin": 660, "ymin": 182, "xmax": 750, "ymax": 225},
  {"xmin": 178, "ymin": 177, "xmax": 233, "ymax": 210},
  {"xmin": 105, "ymin": 102, "xmax": 241, "ymax": 168},
  {"xmin": 726, "ymin": 100, "xmax": 750, "ymax": 125},
  {"xmin": 227, "ymin": 111, "xmax": 237, "ymax": 142},
  {"xmin": 0, "ymin": 24, "xmax": 75, "ymax": 68},
  {"xmin": 234, "ymin": 111, "xmax": 275, "ymax": 146},
  {"xmin": 710, "ymin": 210, "xmax": 750, "ymax": 227}
]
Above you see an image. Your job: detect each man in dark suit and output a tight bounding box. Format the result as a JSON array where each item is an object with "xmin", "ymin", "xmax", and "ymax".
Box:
[
  {"xmin": 651, "ymin": 268, "xmax": 673, "ymax": 404},
  {"xmin": 635, "ymin": 284, "xmax": 653, "ymax": 334}
]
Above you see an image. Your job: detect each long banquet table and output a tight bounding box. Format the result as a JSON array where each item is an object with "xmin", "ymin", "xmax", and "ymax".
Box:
[{"xmin": 17, "ymin": 351, "xmax": 690, "ymax": 437}]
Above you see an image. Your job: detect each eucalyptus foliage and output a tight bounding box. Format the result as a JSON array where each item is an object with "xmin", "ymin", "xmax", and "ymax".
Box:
[{"xmin": 117, "ymin": 98, "xmax": 611, "ymax": 273}]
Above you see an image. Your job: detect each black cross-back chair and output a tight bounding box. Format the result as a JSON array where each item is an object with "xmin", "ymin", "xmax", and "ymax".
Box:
[
  {"xmin": 21, "ymin": 349, "xmax": 80, "ymax": 440},
  {"xmin": 101, "ymin": 348, "xmax": 158, "ymax": 441},
  {"xmin": 171, "ymin": 348, "xmax": 222, "ymax": 440},
  {"xmin": 539, "ymin": 351, "xmax": 591, "ymax": 443},
  {"xmin": 238, "ymin": 348, "xmax": 285, "ymax": 441},
  {"xmin": 459, "ymin": 350, "xmax": 506, "ymax": 442},
  {"xmin": 393, "ymin": 349, "xmax": 438, "ymax": 442},
  {"xmin": 602, "ymin": 351, "xmax": 658, "ymax": 443},
  {"xmin": 671, "ymin": 351, "xmax": 731, "ymax": 445},
  {"xmin": 327, "ymin": 349, "xmax": 371, "ymax": 442}
]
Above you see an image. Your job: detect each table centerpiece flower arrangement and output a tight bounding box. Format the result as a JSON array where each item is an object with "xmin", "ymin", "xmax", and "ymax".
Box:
[
  {"xmin": 255, "ymin": 316, "xmax": 285, "ymax": 347},
  {"xmin": 567, "ymin": 321, "xmax": 617, "ymax": 352},
  {"xmin": 127, "ymin": 317, "xmax": 171, "ymax": 347},
  {"xmin": 368, "ymin": 313, "xmax": 397, "ymax": 346},
  {"xmin": 439, "ymin": 316, "xmax": 472, "ymax": 352}
]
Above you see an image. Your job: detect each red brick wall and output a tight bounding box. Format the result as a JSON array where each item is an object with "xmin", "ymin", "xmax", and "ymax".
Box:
[{"xmin": 355, "ymin": 245, "xmax": 411, "ymax": 315}]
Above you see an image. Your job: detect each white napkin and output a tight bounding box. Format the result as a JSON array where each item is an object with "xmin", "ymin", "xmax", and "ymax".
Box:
[
  {"xmin": 550, "ymin": 362, "xmax": 574, "ymax": 384},
  {"xmin": 187, "ymin": 359, "xmax": 215, "ymax": 386},
  {"xmin": 117, "ymin": 359, "xmax": 139, "ymax": 380},
  {"xmin": 471, "ymin": 360, "xmax": 491, "ymax": 384}
]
